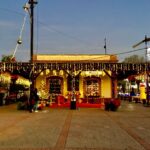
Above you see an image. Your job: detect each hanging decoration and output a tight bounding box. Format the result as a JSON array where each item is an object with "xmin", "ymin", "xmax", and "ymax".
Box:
[
  {"xmin": 53, "ymin": 70, "xmax": 57, "ymax": 76},
  {"xmin": 59, "ymin": 70, "xmax": 64, "ymax": 76},
  {"xmin": 0, "ymin": 62, "xmax": 150, "ymax": 80},
  {"xmin": 12, "ymin": 12, "xmax": 28, "ymax": 59},
  {"xmin": 45, "ymin": 69, "xmax": 50, "ymax": 75}
]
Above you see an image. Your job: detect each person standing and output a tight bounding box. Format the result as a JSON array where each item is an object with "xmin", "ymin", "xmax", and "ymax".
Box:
[
  {"xmin": 33, "ymin": 88, "xmax": 39, "ymax": 112},
  {"xmin": 28, "ymin": 88, "xmax": 34, "ymax": 113}
]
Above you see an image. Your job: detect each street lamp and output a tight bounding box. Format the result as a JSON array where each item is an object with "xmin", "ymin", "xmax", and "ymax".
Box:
[
  {"xmin": 23, "ymin": 0, "xmax": 38, "ymax": 63},
  {"xmin": 133, "ymin": 35, "xmax": 150, "ymax": 106}
]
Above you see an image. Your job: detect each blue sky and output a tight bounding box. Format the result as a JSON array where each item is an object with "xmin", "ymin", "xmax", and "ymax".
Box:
[{"xmin": 0, "ymin": 0, "xmax": 150, "ymax": 62}]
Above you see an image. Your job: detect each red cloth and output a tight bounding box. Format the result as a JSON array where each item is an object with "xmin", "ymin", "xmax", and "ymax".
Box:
[
  {"xmin": 113, "ymin": 99, "xmax": 121, "ymax": 107},
  {"xmin": 57, "ymin": 95, "xmax": 64, "ymax": 104}
]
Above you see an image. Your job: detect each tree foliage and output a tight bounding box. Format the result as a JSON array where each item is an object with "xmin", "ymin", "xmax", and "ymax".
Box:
[
  {"xmin": 122, "ymin": 55, "xmax": 145, "ymax": 63},
  {"xmin": 1, "ymin": 55, "xmax": 16, "ymax": 62}
]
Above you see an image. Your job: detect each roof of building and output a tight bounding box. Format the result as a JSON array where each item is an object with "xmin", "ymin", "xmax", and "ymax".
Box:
[{"xmin": 33, "ymin": 54, "xmax": 118, "ymax": 63}]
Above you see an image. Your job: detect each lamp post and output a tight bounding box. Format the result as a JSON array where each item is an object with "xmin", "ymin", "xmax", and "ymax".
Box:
[
  {"xmin": 133, "ymin": 35, "xmax": 150, "ymax": 106},
  {"xmin": 28, "ymin": 0, "xmax": 38, "ymax": 63},
  {"xmin": 23, "ymin": 0, "xmax": 38, "ymax": 63},
  {"xmin": 24, "ymin": 0, "xmax": 38, "ymax": 112}
]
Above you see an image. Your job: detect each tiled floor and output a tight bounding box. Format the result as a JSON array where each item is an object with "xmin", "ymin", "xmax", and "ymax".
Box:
[{"xmin": 0, "ymin": 101, "xmax": 150, "ymax": 150}]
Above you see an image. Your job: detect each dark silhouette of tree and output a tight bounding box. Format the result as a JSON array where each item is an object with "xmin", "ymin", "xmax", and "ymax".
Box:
[
  {"xmin": 1, "ymin": 55, "xmax": 16, "ymax": 62},
  {"xmin": 122, "ymin": 55, "xmax": 145, "ymax": 63}
]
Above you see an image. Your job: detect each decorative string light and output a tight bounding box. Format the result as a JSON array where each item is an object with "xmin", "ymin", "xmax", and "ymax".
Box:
[{"xmin": 12, "ymin": 12, "xmax": 28, "ymax": 59}]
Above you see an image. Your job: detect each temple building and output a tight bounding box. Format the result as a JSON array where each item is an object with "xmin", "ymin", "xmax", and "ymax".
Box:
[{"xmin": 33, "ymin": 54, "xmax": 118, "ymax": 103}]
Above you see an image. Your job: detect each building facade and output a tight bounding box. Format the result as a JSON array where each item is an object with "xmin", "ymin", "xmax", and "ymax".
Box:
[{"xmin": 33, "ymin": 54, "xmax": 118, "ymax": 103}]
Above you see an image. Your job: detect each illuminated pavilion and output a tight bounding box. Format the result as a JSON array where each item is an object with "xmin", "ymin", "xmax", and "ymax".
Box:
[{"xmin": 33, "ymin": 54, "xmax": 118, "ymax": 103}]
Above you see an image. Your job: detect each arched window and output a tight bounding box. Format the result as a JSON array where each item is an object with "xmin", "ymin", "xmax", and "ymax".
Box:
[
  {"xmin": 84, "ymin": 77, "xmax": 101, "ymax": 97},
  {"xmin": 49, "ymin": 76, "xmax": 63, "ymax": 94}
]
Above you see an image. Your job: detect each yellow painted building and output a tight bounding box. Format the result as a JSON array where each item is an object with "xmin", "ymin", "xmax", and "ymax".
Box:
[{"xmin": 33, "ymin": 54, "xmax": 118, "ymax": 102}]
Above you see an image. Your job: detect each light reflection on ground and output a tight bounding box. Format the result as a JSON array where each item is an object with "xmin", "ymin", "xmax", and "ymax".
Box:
[{"xmin": 126, "ymin": 103, "xmax": 135, "ymax": 111}]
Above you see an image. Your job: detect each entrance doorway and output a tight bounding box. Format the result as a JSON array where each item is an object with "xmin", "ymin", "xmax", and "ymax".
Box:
[
  {"xmin": 84, "ymin": 77, "xmax": 101, "ymax": 103},
  {"xmin": 48, "ymin": 76, "xmax": 63, "ymax": 103}
]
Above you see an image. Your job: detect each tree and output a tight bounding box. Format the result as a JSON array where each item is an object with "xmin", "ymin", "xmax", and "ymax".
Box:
[
  {"xmin": 1, "ymin": 55, "xmax": 16, "ymax": 62},
  {"xmin": 122, "ymin": 55, "xmax": 145, "ymax": 63},
  {"xmin": 118, "ymin": 80, "xmax": 126, "ymax": 93}
]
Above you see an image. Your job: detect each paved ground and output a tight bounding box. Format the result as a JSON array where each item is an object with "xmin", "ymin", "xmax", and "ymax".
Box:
[{"xmin": 0, "ymin": 101, "xmax": 150, "ymax": 150}]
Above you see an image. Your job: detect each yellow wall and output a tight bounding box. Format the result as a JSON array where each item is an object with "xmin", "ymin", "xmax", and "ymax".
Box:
[
  {"xmin": 35, "ymin": 70, "xmax": 69, "ymax": 99},
  {"xmin": 101, "ymin": 75, "xmax": 111, "ymax": 98},
  {"xmin": 35, "ymin": 70, "xmax": 112, "ymax": 99},
  {"xmin": 79, "ymin": 76, "xmax": 84, "ymax": 98},
  {"xmin": 63, "ymin": 75, "xmax": 68, "ymax": 97},
  {"xmin": 79, "ymin": 71, "xmax": 112, "ymax": 98}
]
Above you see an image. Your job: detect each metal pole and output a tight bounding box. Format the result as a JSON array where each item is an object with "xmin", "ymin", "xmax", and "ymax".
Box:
[
  {"xmin": 30, "ymin": 1, "xmax": 34, "ymax": 63},
  {"xmin": 104, "ymin": 38, "xmax": 107, "ymax": 54},
  {"xmin": 145, "ymin": 36, "xmax": 150, "ymax": 105},
  {"xmin": 28, "ymin": 0, "xmax": 38, "ymax": 112},
  {"xmin": 29, "ymin": 0, "xmax": 36, "ymax": 63}
]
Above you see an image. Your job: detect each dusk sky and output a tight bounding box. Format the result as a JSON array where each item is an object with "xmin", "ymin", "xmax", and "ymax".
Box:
[{"xmin": 0, "ymin": 0, "xmax": 150, "ymax": 62}]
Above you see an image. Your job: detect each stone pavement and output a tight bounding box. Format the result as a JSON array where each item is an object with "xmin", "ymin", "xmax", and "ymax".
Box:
[{"xmin": 0, "ymin": 101, "xmax": 150, "ymax": 150}]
